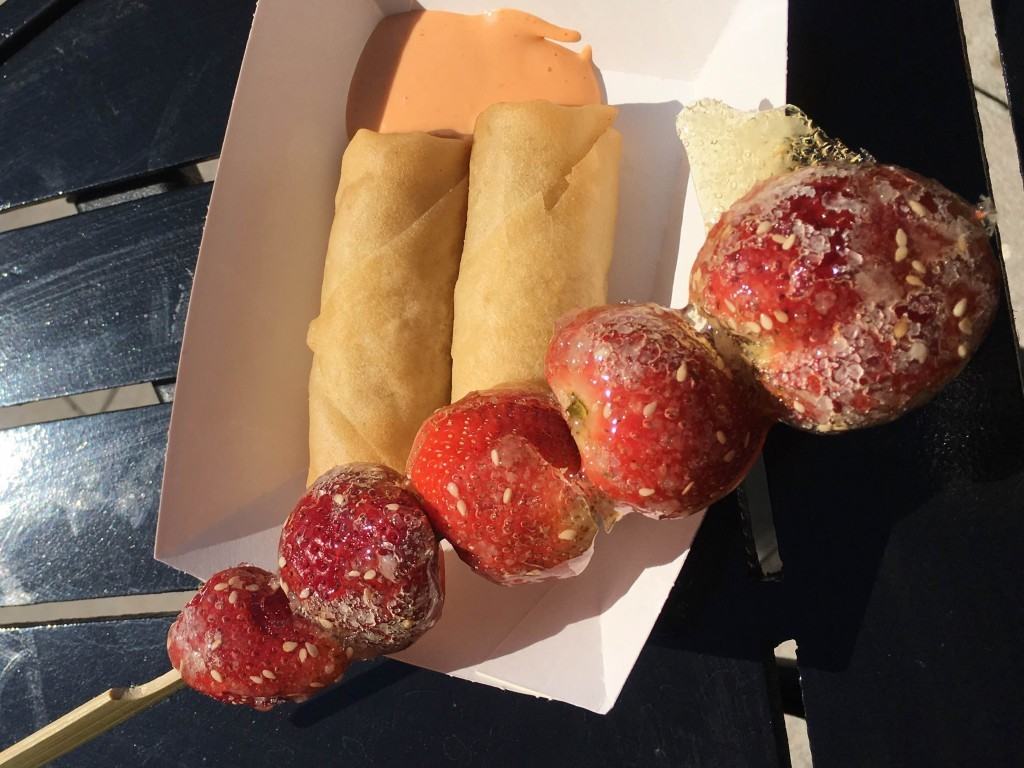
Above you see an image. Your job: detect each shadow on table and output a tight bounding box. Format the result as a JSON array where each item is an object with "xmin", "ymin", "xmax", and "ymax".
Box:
[
  {"xmin": 763, "ymin": 304, "xmax": 1024, "ymax": 673},
  {"xmin": 290, "ymin": 658, "xmax": 417, "ymax": 728}
]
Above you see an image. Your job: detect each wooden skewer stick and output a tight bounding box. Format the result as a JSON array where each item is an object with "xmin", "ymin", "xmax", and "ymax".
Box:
[{"xmin": 0, "ymin": 668, "xmax": 183, "ymax": 768}]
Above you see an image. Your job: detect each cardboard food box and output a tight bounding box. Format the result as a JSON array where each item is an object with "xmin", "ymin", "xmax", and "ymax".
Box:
[{"xmin": 156, "ymin": 0, "xmax": 787, "ymax": 713}]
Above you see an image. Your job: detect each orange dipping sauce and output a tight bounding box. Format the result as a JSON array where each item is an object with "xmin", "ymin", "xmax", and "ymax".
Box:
[{"xmin": 347, "ymin": 9, "xmax": 602, "ymax": 138}]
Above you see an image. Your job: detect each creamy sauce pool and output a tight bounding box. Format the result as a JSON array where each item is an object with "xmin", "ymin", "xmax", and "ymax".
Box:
[{"xmin": 347, "ymin": 9, "xmax": 602, "ymax": 137}]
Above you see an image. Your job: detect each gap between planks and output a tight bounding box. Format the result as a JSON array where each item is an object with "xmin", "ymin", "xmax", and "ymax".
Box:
[
  {"xmin": 0, "ymin": 591, "xmax": 195, "ymax": 629},
  {"xmin": 0, "ymin": 159, "xmax": 218, "ymax": 234}
]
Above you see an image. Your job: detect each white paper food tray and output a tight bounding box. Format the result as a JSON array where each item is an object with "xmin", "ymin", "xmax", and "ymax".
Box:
[{"xmin": 156, "ymin": 0, "xmax": 787, "ymax": 713}]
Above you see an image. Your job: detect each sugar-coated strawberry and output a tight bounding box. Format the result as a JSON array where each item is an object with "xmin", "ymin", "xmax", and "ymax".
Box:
[
  {"xmin": 545, "ymin": 303, "xmax": 769, "ymax": 519},
  {"xmin": 167, "ymin": 565, "xmax": 347, "ymax": 710},
  {"xmin": 279, "ymin": 463, "xmax": 443, "ymax": 658},
  {"xmin": 691, "ymin": 163, "xmax": 999, "ymax": 431},
  {"xmin": 407, "ymin": 385, "xmax": 599, "ymax": 586}
]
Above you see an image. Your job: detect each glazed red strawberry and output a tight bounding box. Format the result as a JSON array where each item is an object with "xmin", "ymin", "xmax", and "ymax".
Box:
[
  {"xmin": 407, "ymin": 385, "xmax": 599, "ymax": 586},
  {"xmin": 167, "ymin": 564, "xmax": 347, "ymax": 710},
  {"xmin": 279, "ymin": 463, "xmax": 443, "ymax": 658},
  {"xmin": 691, "ymin": 163, "xmax": 999, "ymax": 431},
  {"xmin": 546, "ymin": 303, "xmax": 769, "ymax": 519}
]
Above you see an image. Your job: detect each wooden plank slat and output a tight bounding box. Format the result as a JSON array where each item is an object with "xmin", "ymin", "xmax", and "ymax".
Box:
[
  {"xmin": 992, "ymin": 0, "xmax": 1024, "ymax": 190},
  {"xmin": 0, "ymin": 0, "xmax": 255, "ymax": 210},
  {"xmin": 0, "ymin": 581, "xmax": 786, "ymax": 768},
  {"xmin": 0, "ymin": 184, "xmax": 207, "ymax": 407},
  {"xmin": 775, "ymin": 1, "xmax": 1024, "ymax": 764},
  {"xmin": 0, "ymin": 404, "xmax": 198, "ymax": 607},
  {"xmin": 0, "ymin": 0, "xmax": 67, "ymax": 55}
]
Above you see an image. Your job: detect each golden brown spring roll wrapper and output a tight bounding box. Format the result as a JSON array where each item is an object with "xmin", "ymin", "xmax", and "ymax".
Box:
[
  {"xmin": 451, "ymin": 101, "xmax": 622, "ymax": 401},
  {"xmin": 307, "ymin": 129, "xmax": 470, "ymax": 484}
]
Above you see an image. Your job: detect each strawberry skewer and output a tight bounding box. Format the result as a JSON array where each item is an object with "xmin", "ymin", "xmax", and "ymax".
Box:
[
  {"xmin": 279, "ymin": 463, "xmax": 444, "ymax": 659},
  {"xmin": 0, "ymin": 670, "xmax": 183, "ymax": 768},
  {"xmin": 546, "ymin": 303, "xmax": 771, "ymax": 521},
  {"xmin": 408, "ymin": 385, "xmax": 601, "ymax": 585}
]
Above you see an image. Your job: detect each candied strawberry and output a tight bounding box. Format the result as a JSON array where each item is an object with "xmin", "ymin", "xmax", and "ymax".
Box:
[
  {"xmin": 167, "ymin": 564, "xmax": 347, "ymax": 710},
  {"xmin": 545, "ymin": 303, "xmax": 769, "ymax": 519},
  {"xmin": 279, "ymin": 463, "xmax": 443, "ymax": 658},
  {"xmin": 691, "ymin": 162, "xmax": 999, "ymax": 431},
  {"xmin": 407, "ymin": 385, "xmax": 599, "ymax": 586}
]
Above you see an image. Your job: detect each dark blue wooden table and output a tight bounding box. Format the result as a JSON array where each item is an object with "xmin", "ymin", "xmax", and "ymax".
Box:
[{"xmin": 1, "ymin": 1, "xmax": 1022, "ymax": 766}]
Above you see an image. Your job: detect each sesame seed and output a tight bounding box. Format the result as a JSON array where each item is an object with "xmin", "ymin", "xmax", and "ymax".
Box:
[
  {"xmin": 638, "ymin": 488, "xmax": 656, "ymax": 497},
  {"xmin": 759, "ymin": 313, "xmax": 773, "ymax": 330},
  {"xmin": 282, "ymin": 641, "xmax": 298, "ymax": 653},
  {"xmin": 278, "ymin": 556, "xmax": 286, "ymax": 569},
  {"xmin": 401, "ymin": 619, "xmax": 414, "ymax": 629},
  {"xmin": 743, "ymin": 321, "xmax": 762, "ymax": 335},
  {"xmin": 909, "ymin": 341, "xmax": 929, "ymax": 363},
  {"xmin": 793, "ymin": 401, "xmax": 806, "ymax": 414},
  {"xmin": 210, "ymin": 669, "xmax": 223, "ymax": 683},
  {"xmin": 771, "ymin": 234, "xmax": 786, "ymax": 244},
  {"xmin": 385, "ymin": 503, "xmax": 399, "ymax": 511},
  {"xmin": 363, "ymin": 569, "xmax": 377, "ymax": 580},
  {"xmin": 756, "ymin": 221, "xmax": 772, "ymax": 235},
  {"xmin": 306, "ymin": 643, "xmax": 319, "ymax": 657},
  {"xmin": 958, "ymin": 344, "xmax": 968, "ymax": 358},
  {"xmin": 299, "ymin": 588, "xmax": 311, "ymax": 599},
  {"xmin": 909, "ymin": 199, "xmax": 927, "ymax": 217},
  {"xmin": 558, "ymin": 529, "xmax": 577, "ymax": 541},
  {"xmin": 723, "ymin": 450, "xmax": 736, "ymax": 462},
  {"xmin": 781, "ymin": 233, "xmax": 796, "ymax": 250},
  {"xmin": 249, "ymin": 676, "xmax": 263, "ymax": 685},
  {"xmin": 953, "ymin": 298, "xmax": 968, "ymax": 318},
  {"xmin": 895, "ymin": 228, "xmax": 908, "ymax": 247},
  {"xmin": 280, "ymin": 580, "xmax": 289, "ymax": 595},
  {"xmin": 724, "ymin": 299, "xmax": 737, "ymax": 313},
  {"xmin": 502, "ymin": 487, "xmax": 512, "ymax": 504},
  {"xmin": 911, "ymin": 259, "xmax": 926, "ymax": 274},
  {"xmin": 346, "ymin": 570, "xmax": 360, "ymax": 578},
  {"xmin": 318, "ymin": 617, "xmax": 332, "ymax": 629},
  {"xmin": 491, "ymin": 449, "xmax": 500, "ymax": 466},
  {"xmin": 893, "ymin": 318, "xmax": 910, "ymax": 339},
  {"xmin": 905, "ymin": 274, "xmax": 925, "ymax": 287},
  {"xmin": 643, "ymin": 401, "xmax": 658, "ymax": 418},
  {"xmin": 956, "ymin": 235, "xmax": 969, "ymax": 255},
  {"xmin": 715, "ymin": 430, "xmax": 727, "ymax": 444},
  {"xmin": 726, "ymin": 317, "xmax": 738, "ymax": 331},
  {"xmin": 228, "ymin": 576, "xmax": 243, "ymax": 588},
  {"xmin": 895, "ymin": 246, "xmax": 909, "ymax": 262},
  {"xmin": 210, "ymin": 633, "xmax": 222, "ymax": 651},
  {"xmin": 675, "ymin": 362, "xmax": 688, "ymax": 381},
  {"xmin": 345, "ymin": 647, "xmax": 354, "ymax": 659},
  {"xmin": 213, "ymin": 582, "xmax": 228, "ymax": 592},
  {"xmin": 773, "ymin": 310, "xmax": 789, "ymax": 324},
  {"xmin": 262, "ymin": 669, "xmax": 276, "ymax": 679},
  {"xmin": 245, "ymin": 583, "xmax": 259, "ymax": 592},
  {"xmin": 603, "ymin": 402, "xmax": 612, "ymax": 419},
  {"xmin": 958, "ymin": 318, "xmax": 973, "ymax": 334},
  {"xmin": 682, "ymin": 481, "xmax": 695, "ymax": 495},
  {"xmin": 299, "ymin": 648, "xmax": 308, "ymax": 663},
  {"xmin": 310, "ymin": 682, "xmax": 325, "ymax": 688},
  {"xmin": 324, "ymin": 663, "xmax": 334, "ymax": 675},
  {"xmin": 228, "ymin": 590, "xmax": 239, "ymax": 605},
  {"xmin": 446, "ymin": 482, "xmax": 459, "ymax": 498},
  {"xmin": 456, "ymin": 500, "xmax": 468, "ymax": 516}
]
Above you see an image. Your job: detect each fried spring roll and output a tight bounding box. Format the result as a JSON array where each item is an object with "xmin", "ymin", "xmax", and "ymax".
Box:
[
  {"xmin": 451, "ymin": 101, "xmax": 622, "ymax": 401},
  {"xmin": 307, "ymin": 129, "xmax": 470, "ymax": 483}
]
